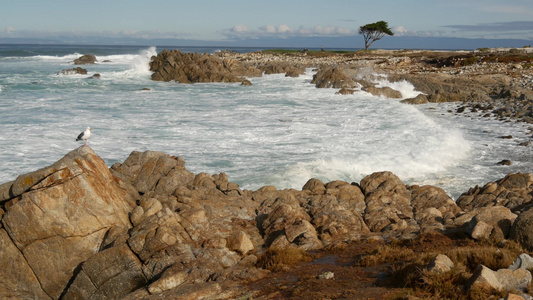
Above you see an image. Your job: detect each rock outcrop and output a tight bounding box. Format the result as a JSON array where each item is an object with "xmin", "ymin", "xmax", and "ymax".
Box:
[
  {"xmin": 1, "ymin": 148, "xmax": 533, "ymax": 299},
  {"xmin": 456, "ymin": 173, "xmax": 533, "ymax": 211},
  {"xmin": 73, "ymin": 54, "xmax": 97, "ymax": 65},
  {"xmin": 311, "ymin": 67, "xmax": 356, "ymax": 89},
  {"xmin": 57, "ymin": 67, "xmax": 88, "ymax": 75},
  {"xmin": 0, "ymin": 147, "xmax": 135, "ymax": 299},
  {"xmin": 149, "ymin": 50, "xmax": 262, "ymax": 83}
]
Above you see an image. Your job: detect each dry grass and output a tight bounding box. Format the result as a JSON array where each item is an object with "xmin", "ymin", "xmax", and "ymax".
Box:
[
  {"xmin": 256, "ymin": 247, "xmax": 316, "ymax": 272},
  {"xmin": 353, "ymin": 234, "xmax": 530, "ymax": 299}
]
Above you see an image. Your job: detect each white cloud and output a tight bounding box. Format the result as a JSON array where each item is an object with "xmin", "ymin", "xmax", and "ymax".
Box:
[
  {"xmin": 263, "ymin": 25, "xmax": 276, "ymax": 33},
  {"xmin": 231, "ymin": 24, "xmax": 249, "ymax": 33},
  {"xmin": 393, "ymin": 26, "xmax": 408, "ymax": 36},
  {"xmin": 220, "ymin": 24, "xmax": 357, "ymax": 39},
  {"xmin": 278, "ymin": 24, "xmax": 292, "ymax": 33},
  {"xmin": 5, "ymin": 27, "xmax": 15, "ymax": 34}
]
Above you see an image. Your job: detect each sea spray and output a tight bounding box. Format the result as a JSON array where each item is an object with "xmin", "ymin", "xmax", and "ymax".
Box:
[{"xmin": 0, "ymin": 45, "xmax": 531, "ymax": 202}]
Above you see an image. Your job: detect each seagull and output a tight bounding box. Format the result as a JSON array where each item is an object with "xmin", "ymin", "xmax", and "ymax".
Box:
[{"xmin": 76, "ymin": 127, "xmax": 92, "ymax": 146}]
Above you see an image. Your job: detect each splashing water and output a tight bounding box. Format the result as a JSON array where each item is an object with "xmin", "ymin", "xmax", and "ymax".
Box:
[{"xmin": 0, "ymin": 45, "xmax": 531, "ymax": 201}]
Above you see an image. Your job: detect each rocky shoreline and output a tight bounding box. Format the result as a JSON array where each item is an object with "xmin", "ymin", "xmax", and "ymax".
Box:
[
  {"xmin": 0, "ymin": 147, "xmax": 532, "ymax": 299},
  {"xmin": 149, "ymin": 48, "xmax": 532, "ymax": 124},
  {"xmin": 0, "ymin": 49, "xmax": 531, "ymax": 299}
]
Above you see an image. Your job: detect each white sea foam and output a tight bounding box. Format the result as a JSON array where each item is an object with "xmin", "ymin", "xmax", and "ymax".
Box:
[{"xmin": 0, "ymin": 47, "xmax": 531, "ymax": 201}]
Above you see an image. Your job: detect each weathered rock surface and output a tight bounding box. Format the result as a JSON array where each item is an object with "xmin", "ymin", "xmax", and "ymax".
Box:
[
  {"xmin": 509, "ymin": 253, "xmax": 533, "ymax": 271},
  {"xmin": 0, "ymin": 147, "xmax": 135, "ymax": 299},
  {"xmin": 467, "ymin": 264, "xmax": 532, "ymax": 293},
  {"xmin": 426, "ymin": 254, "xmax": 454, "ymax": 273},
  {"xmin": 1, "ymin": 148, "xmax": 533, "ymax": 299},
  {"xmin": 463, "ymin": 206, "xmax": 517, "ymax": 242},
  {"xmin": 401, "ymin": 93, "xmax": 429, "ymax": 104},
  {"xmin": 360, "ymin": 171, "xmax": 417, "ymax": 237},
  {"xmin": 363, "ymin": 86, "xmax": 403, "ymax": 98},
  {"xmin": 457, "ymin": 173, "xmax": 533, "ymax": 211},
  {"xmin": 311, "ymin": 67, "xmax": 356, "ymax": 89},
  {"xmin": 73, "ymin": 54, "xmax": 97, "ymax": 65},
  {"xmin": 149, "ymin": 49, "xmax": 262, "ymax": 83},
  {"xmin": 58, "ymin": 67, "xmax": 88, "ymax": 75},
  {"xmin": 510, "ymin": 206, "xmax": 533, "ymax": 251}
]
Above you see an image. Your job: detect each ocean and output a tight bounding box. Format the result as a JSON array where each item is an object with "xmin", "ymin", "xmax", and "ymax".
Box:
[{"xmin": 0, "ymin": 44, "xmax": 531, "ymax": 200}]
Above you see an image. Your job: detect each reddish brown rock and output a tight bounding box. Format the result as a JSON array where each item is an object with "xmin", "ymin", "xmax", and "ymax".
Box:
[{"xmin": 0, "ymin": 146, "xmax": 135, "ymax": 299}]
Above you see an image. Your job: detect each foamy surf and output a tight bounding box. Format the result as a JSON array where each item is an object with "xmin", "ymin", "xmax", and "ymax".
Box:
[{"xmin": 0, "ymin": 45, "xmax": 531, "ymax": 201}]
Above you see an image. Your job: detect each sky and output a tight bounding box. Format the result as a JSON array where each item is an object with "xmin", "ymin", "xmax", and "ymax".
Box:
[{"xmin": 1, "ymin": 0, "xmax": 532, "ymax": 49}]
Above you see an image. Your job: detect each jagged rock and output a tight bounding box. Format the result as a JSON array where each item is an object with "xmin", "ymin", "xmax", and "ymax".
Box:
[
  {"xmin": 465, "ymin": 206, "xmax": 517, "ymax": 241},
  {"xmin": 428, "ymin": 91, "xmax": 464, "ymax": 102},
  {"xmin": 110, "ymin": 150, "xmax": 190, "ymax": 195},
  {"xmin": 148, "ymin": 282, "xmax": 222, "ymax": 299},
  {"xmin": 308, "ymin": 193, "xmax": 369, "ymax": 244},
  {"xmin": 241, "ymin": 79, "xmax": 252, "ymax": 86},
  {"xmin": 410, "ymin": 185, "xmax": 460, "ymax": 232},
  {"xmin": 228, "ymin": 231, "xmax": 254, "ymax": 255},
  {"xmin": 0, "ymin": 229, "xmax": 51, "ymax": 299},
  {"xmin": 149, "ymin": 49, "xmax": 261, "ymax": 83},
  {"xmin": 3, "ymin": 145, "xmax": 533, "ymax": 299},
  {"xmin": 336, "ymin": 88, "xmax": 356, "ymax": 95},
  {"xmin": 510, "ymin": 206, "xmax": 533, "ymax": 251},
  {"xmin": 363, "ymin": 86, "xmax": 403, "ymax": 98},
  {"xmin": 401, "ymin": 93, "xmax": 428, "ymax": 104},
  {"xmin": 73, "ymin": 54, "xmax": 97, "ymax": 65},
  {"xmin": 467, "ymin": 265, "xmax": 532, "ymax": 293},
  {"xmin": 63, "ymin": 244, "xmax": 146, "ymax": 299},
  {"xmin": 57, "ymin": 67, "xmax": 88, "ymax": 75},
  {"xmin": 258, "ymin": 64, "xmax": 305, "ymax": 77},
  {"xmin": 147, "ymin": 269, "xmax": 188, "ymax": 294},
  {"xmin": 360, "ymin": 171, "xmax": 417, "ymax": 236},
  {"xmin": 426, "ymin": 254, "xmax": 454, "ymax": 273},
  {"xmin": 456, "ymin": 173, "xmax": 533, "ymax": 211},
  {"xmin": 302, "ymin": 178, "xmax": 326, "ymax": 194},
  {"xmin": 0, "ymin": 147, "xmax": 134, "ymax": 299},
  {"xmin": 312, "ymin": 67, "xmax": 356, "ymax": 89},
  {"xmin": 509, "ymin": 253, "xmax": 533, "ymax": 271}
]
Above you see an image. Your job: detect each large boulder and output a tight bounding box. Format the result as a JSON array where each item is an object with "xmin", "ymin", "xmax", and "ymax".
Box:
[
  {"xmin": 463, "ymin": 206, "xmax": 517, "ymax": 242},
  {"xmin": 149, "ymin": 49, "xmax": 261, "ymax": 83},
  {"xmin": 456, "ymin": 173, "xmax": 533, "ymax": 211},
  {"xmin": 467, "ymin": 265, "xmax": 532, "ymax": 293},
  {"xmin": 62, "ymin": 244, "xmax": 146, "ymax": 299},
  {"xmin": 110, "ymin": 150, "xmax": 193, "ymax": 195},
  {"xmin": 360, "ymin": 171, "xmax": 417, "ymax": 237},
  {"xmin": 311, "ymin": 67, "xmax": 356, "ymax": 89},
  {"xmin": 57, "ymin": 67, "xmax": 88, "ymax": 75},
  {"xmin": 0, "ymin": 147, "xmax": 135, "ymax": 299},
  {"xmin": 362, "ymin": 86, "xmax": 403, "ymax": 98},
  {"xmin": 409, "ymin": 185, "xmax": 460, "ymax": 232},
  {"xmin": 73, "ymin": 54, "xmax": 97, "ymax": 65},
  {"xmin": 510, "ymin": 206, "xmax": 533, "ymax": 251}
]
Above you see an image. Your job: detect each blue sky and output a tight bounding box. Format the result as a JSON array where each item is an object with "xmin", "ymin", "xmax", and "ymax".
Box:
[{"xmin": 1, "ymin": 0, "xmax": 532, "ymax": 48}]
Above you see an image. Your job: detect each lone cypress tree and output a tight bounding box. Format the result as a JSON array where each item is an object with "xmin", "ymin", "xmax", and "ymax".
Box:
[{"xmin": 359, "ymin": 21, "xmax": 394, "ymax": 50}]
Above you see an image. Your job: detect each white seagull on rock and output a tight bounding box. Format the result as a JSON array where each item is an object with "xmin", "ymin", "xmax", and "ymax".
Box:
[{"xmin": 76, "ymin": 127, "xmax": 92, "ymax": 146}]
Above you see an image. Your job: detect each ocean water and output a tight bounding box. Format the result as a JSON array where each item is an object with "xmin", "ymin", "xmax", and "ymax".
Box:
[{"xmin": 0, "ymin": 44, "xmax": 531, "ymax": 199}]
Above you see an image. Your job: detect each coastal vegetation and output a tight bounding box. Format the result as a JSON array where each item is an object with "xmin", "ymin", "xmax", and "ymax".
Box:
[{"xmin": 359, "ymin": 20, "xmax": 395, "ymax": 50}]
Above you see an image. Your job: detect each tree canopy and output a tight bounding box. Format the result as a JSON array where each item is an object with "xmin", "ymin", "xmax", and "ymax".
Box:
[{"xmin": 359, "ymin": 21, "xmax": 394, "ymax": 50}]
